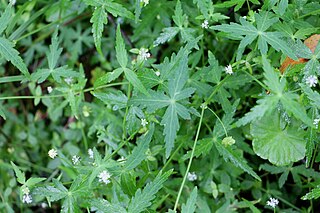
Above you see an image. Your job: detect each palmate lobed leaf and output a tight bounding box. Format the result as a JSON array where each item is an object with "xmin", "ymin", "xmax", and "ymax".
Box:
[
  {"xmin": 130, "ymin": 49, "xmax": 194, "ymax": 157},
  {"xmin": 212, "ymin": 12, "xmax": 297, "ymax": 60}
]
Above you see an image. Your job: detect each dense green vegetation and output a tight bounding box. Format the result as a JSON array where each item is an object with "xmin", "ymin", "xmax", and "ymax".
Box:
[{"xmin": 1, "ymin": 0, "xmax": 320, "ymax": 212}]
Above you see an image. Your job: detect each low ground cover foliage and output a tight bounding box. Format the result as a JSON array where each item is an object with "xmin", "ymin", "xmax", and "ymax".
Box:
[{"xmin": 1, "ymin": 0, "xmax": 320, "ymax": 212}]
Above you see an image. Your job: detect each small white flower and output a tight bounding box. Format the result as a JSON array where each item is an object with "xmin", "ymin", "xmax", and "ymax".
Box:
[
  {"xmin": 98, "ymin": 170, "xmax": 112, "ymax": 184},
  {"xmin": 22, "ymin": 193, "xmax": 32, "ymax": 204},
  {"xmin": 187, "ymin": 172, "xmax": 197, "ymax": 181},
  {"xmin": 117, "ymin": 156, "xmax": 126, "ymax": 163},
  {"xmin": 138, "ymin": 48, "xmax": 151, "ymax": 61},
  {"xmin": 72, "ymin": 155, "xmax": 80, "ymax": 165},
  {"xmin": 41, "ymin": 202, "xmax": 48, "ymax": 208},
  {"xmin": 142, "ymin": 0, "xmax": 149, "ymax": 6},
  {"xmin": 306, "ymin": 75, "xmax": 318, "ymax": 87},
  {"xmin": 155, "ymin": 71, "xmax": 161, "ymax": 76},
  {"xmin": 141, "ymin": 118, "xmax": 148, "ymax": 127},
  {"xmin": 314, "ymin": 118, "xmax": 320, "ymax": 128},
  {"xmin": 225, "ymin": 65, "xmax": 233, "ymax": 75},
  {"xmin": 243, "ymin": 16, "xmax": 247, "ymax": 20},
  {"xmin": 88, "ymin": 149, "xmax": 94, "ymax": 159},
  {"xmin": 267, "ymin": 197, "xmax": 279, "ymax": 208},
  {"xmin": 64, "ymin": 77, "xmax": 73, "ymax": 85},
  {"xmin": 201, "ymin": 20, "xmax": 209, "ymax": 29},
  {"xmin": 48, "ymin": 149, "xmax": 58, "ymax": 159},
  {"xmin": 47, "ymin": 86, "xmax": 53, "ymax": 93}
]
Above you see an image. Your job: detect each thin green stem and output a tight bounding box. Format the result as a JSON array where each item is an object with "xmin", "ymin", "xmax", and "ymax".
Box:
[
  {"xmin": 240, "ymin": 70, "xmax": 269, "ymax": 91},
  {"xmin": 81, "ymin": 123, "xmax": 88, "ymax": 150},
  {"xmin": 105, "ymin": 131, "xmax": 137, "ymax": 162},
  {"xmin": 173, "ymin": 106, "xmax": 205, "ymax": 211},
  {"xmin": 0, "ymin": 75, "xmax": 24, "ymax": 84},
  {"xmin": 207, "ymin": 107, "xmax": 228, "ymax": 137},
  {"xmin": 0, "ymin": 82, "xmax": 128, "ymax": 101},
  {"xmin": 162, "ymin": 140, "xmax": 185, "ymax": 172},
  {"xmin": 122, "ymin": 83, "xmax": 132, "ymax": 140},
  {"xmin": 205, "ymin": 75, "xmax": 231, "ymax": 104}
]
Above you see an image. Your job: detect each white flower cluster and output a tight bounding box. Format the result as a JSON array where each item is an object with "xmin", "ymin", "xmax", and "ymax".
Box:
[
  {"xmin": 314, "ymin": 118, "xmax": 320, "ymax": 128},
  {"xmin": 88, "ymin": 148, "xmax": 94, "ymax": 159},
  {"xmin": 201, "ymin": 20, "xmax": 209, "ymax": 29},
  {"xmin": 141, "ymin": 118, "xmax": 148, "ymax": 127},
  {"xmin": 306, "ymin": 75, "xmax": 318, "ymax": 87},
  {"xmin": 266, "ymin": 197, "xmax": 279, "ymax": 208},
  {"xmin": 98, "ymin": 170, "xmax": 112, "ymax": 185},
  {"xmin": 22, "ymin": 187, "xmax": 32, "ymax": 204},
  {"xmin": 138, "ymin": 48, "xmax": 151, "ymax": 61},
  {"xmin": 72, "ymin": 155, "xmax": 80, "ymax": 165},
  {"xmin": 187, "ymin": 172, "xmax": 197, "ymax": 181},
  {"xmin": 48, "ymin": 149, "xmax": 58, "ymax": 159},
  {"xmin": 225, "ymin": 65, "xmax": 233, "ymax": 75}
]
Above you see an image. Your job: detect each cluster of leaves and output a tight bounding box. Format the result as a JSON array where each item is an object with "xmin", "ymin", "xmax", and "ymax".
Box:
[{"xmin": 1, "ymin": 0, "xmax": 320, "ymax": 212}]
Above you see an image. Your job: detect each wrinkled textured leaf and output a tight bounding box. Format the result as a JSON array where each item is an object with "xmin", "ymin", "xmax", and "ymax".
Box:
[{"xmin": 251, "ymin": 110, "xmax": 306, "ymax": 166}]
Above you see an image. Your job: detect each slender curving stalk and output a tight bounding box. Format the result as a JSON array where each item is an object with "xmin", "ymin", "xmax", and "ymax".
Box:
[{"xmin": 173, "ymin": 105, "xmax": 205, "ymax": 211}]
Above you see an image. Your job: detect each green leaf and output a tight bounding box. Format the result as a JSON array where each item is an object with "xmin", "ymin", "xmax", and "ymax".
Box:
[
  {"xmin": 0, "ymin": 4, "xmax": 13, "ymax": 35},
  {"xmin": 301, "ymin": 84, "xmax": 320, "ymax": 108},
  {"xmin": 0, "ymin": 37, "xmax": 30, "ymax": 77},
  {"xmin": 10, "ymin": 162, "xmax": 26, "ymax": 184},
  {"xmin": 278, "ymin": 0, "xmax": 288, "ymax": 15},
  {"xmin": 161, "ymin": 104, "xmax": 180, "ymax": 158},
  {"xmin": 0, "ymin": 105, "xmax": 6, "ymax": 120},
  {"xmin": 47, "ymin": 30, "xmax": 62, "ymax": 70},
  {"xmin": 90, "ymin": 6, "xmax": 108, "ymax": 54},
  {"xmin": 130, "ymin": 90, "xmax": 170, "ymax": 112},
  {"xmin": 123, "ymin": 124, "xmax": 154, "ymax": 171},
  {"xmin": 116, "ymin": 25, "xmax": 128, "ymax": 68},
  {"xmin": 262, "ymin": 55, "xmax": 285, "ymax": 94},
  {"xmin": 251, "ymin": 110, "xmax": 306, "ymax": 166},
  {"xmin": 211, "ymin": 13, "xmax": 297, "ymax": 60},
  {"xmin": 127, "ymin": 170, "xmax": 172, "ymax": 213},
  {"xmin": 215, "ymin": 0, "xmax": 260, "ymax": 11},
  {"xmin": 236, "ymin": 95, "xmax": 278, "ymax": 126},
  {"xmin": 25, "ymin": 177, "xmax": 46, "ymax": 187},
  {"xmin": 93, "ymin": 90, "xmax": 128, "ymax": 110},
  {"xmin": 121, "ymin": 172, "xmax": 137, "ymax": 197},
  {"xmin": 34, "ymin": 179, "xmax": 68, "ymax": 202},
  {"xmin": 124, "ymin": 68, "xmax": 149, "ymax": 95},
  {"xmin": 94, "ymin": 68, "xmax": 124, "ymax": 88},
  {"xmin": 131, "ymin": 49, "xmax": 194, "ymax": 157},
  {"xmin": 213, "ymin": 139, "xmax": 261, "ymax": 181},
  {"xmin": 89, "ymin": 198, "xmax": 127, "ymax": 213},
  {"xmin": 281, "ymin": 93, "xmax": 313, "ymax": 126},
  {"xmin": 181, "ymin": 187, "xmax": 198, "ymax": 213},
  {"xmin": 105, "ymin": 1, "xmax": 134, "ymax": 20},
  {"xmin": 173, "ymin": 0, "xmax": 185, "ymax": 27},
  {"xmin": 302, "ymin": 185, "xmax": 320, "ymax": 200},
  {"xmin": 154, "ymin": 27, "xmax": 179, "ymax": 47},
  {"xmin": 263, "ymin": 32, "xmax": 296, "ymax": 60}
]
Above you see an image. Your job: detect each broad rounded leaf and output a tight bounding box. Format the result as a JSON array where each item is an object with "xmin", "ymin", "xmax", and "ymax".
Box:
[{"xmin": 251, "ymin": 111, "xmax": 306, "ymax": 166}]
